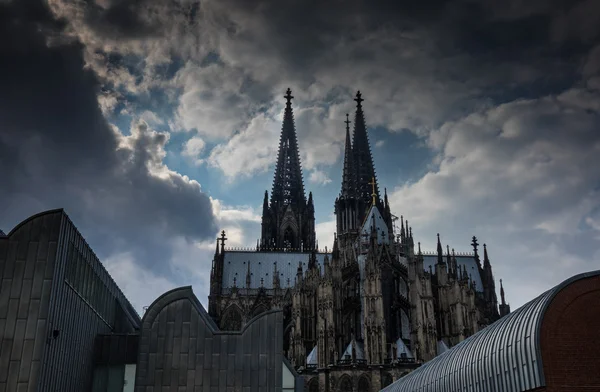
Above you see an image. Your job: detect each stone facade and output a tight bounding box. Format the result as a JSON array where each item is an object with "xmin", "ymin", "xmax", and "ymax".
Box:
[{"xmin": 208, "ymin": 90, "xmax": 509, "ymax": 391}]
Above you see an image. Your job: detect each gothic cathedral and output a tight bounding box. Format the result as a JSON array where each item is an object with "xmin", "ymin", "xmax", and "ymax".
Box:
[{"xmin": 208, "ymin": 89, "xmax": 510, "ymax": 392}]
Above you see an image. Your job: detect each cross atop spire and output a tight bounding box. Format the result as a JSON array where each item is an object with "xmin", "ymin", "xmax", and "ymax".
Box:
[
  {"xmin": 345, "ymin": 113, "xmax": 351, "ymax": 128},
  {"xmin": 285, "ymin": 88, "xmax": 293, "ymax": 106},
  {"xmin": 369, "ymin": 177, "xmax": 377, "ymax": 205},
  {"xmin": 354, "ymin": 91, "xmax": 364, "ymax": 107},
  {"xmin": 218, "ymin": 230, "xmax": 227, "ymax": 253}
]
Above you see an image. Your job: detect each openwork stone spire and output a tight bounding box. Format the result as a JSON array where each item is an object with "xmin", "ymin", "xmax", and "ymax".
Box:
[
  {"xmin": 340, "ymin": 113, "xmax": 355, "ymax": 197},
  {"xmin": 352, "ymin": 91, "xmax": 379, "ymax": 206},
  {"xmin": 270, "ymin": 88, "xmax": 306, "ymax": 208}
]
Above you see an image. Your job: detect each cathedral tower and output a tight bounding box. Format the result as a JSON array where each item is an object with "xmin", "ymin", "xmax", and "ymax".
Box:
[
  {"xmin": 335, "ymin": 92, "xmax": 388, "ymax": 262},
  {"xmin": 261, "ymin": 88, "xmax": 316, "ymax": 251}
]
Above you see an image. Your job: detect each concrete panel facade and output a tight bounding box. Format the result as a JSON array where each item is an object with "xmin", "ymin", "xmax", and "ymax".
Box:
[
  {"xmin": 0, "ymin": 209, "xmax": 141, "ymax": 392},
  {"xmin": 135, "ymin": 286, "xmax": 284, "ymax": 392}
]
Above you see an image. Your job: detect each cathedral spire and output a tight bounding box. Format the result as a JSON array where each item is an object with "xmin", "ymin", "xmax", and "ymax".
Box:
[
  {"xmin": 270, "ymin": 88, "xmax": 306, "ymax": 208},
  {"xmin": 471, "ymin": 236, "xmax": 481, "ymax": 268},
  {"xmin": 483, "ymin": 243, "xmax": 491, "ymax": 268},
  {"xmin": 437, "ymin": 233, "xmax": 444, "ymax": 264},
  {"xmin": 500, "ymin": 279, "xmax": 506, "ymax": 305},
  {"xmin": 400, "ymin": 215, "xmax": 405, "ymax": 239},
  {"xmin": 341, "ymin": 113, "xmax": 355, "ymax": 197},
  {"xmin": 352, "ymin": 91, "xmax": 379, "ymax": 207},
  {"xmin": 262, "ymin": 89, "xmax": 315, "ymax": 251}
]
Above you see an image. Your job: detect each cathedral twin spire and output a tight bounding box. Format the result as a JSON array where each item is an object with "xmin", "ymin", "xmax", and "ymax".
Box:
[
  {"xmin": 350, "ymin": 91, "xmax": 380, "ymax": 207},
  {"xmin": 270, "ymin": 88, "xmax": 307, "ymax": 209},
  {"xmin": 262, "ymin": 88, "xmax": 382, "ymax": 251},
  {"xmin": 261, "ymin": 89, "xmax": 315, "ymax": 251}
]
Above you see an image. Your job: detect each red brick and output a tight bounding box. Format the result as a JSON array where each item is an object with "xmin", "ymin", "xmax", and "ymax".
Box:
[{"xmin": 539, "ymin": 275, "xmax": 600, "ymax": 392}]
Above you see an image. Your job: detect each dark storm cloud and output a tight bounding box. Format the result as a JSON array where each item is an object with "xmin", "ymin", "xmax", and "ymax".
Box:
[{"xmin": 0, "ymin": 0, "xmax": 217, "ymax": 274}]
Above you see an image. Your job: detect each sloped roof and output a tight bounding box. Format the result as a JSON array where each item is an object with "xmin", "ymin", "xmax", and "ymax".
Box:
[
  {"xmin": 221, "ymin": 251, "xmax": 330, "ymax": 290},
  {"xmin": 396, "ymin": 338, "xmax": 414, "ymax": 359},
  {"xmin": 381, "ymin": 270, "xmax": 600, "ymax": 392},
  {"xmin": 360, "ymin": 204, "xmax": 391, "ymax": 245},
  {"xmin": 422, "ymin": 255, "xmax": 483, "ymax": 292},
  {"xmin": 341, "ymin": 339, "xmax": 365, "ymax": 360},
  {"xmin": 307, "ymin": 346, "xmax": 318, "ymax": 365}
]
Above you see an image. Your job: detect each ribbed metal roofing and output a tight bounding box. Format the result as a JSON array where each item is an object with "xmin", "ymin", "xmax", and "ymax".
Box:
[
  {"xmin": 381, "ymin": 270, "xmax": 600, "ymax": 392},
  {"xmin": 222, "ymin": 251, "xmax": 330, "ymax": 290},
  {"xmin": 422, "ymin": 255, "xmax": 484, "ymax": 292}
]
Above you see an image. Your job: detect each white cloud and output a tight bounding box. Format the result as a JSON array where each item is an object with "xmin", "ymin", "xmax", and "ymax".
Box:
[
  {"xmin": 389, "ymin": 86, "xmax": 600, "ymax": 308},
  {"xmin": 173, "ymin": 63, "xmax": 261, "ymax": 139},
  {"xmin": 140, "ymin": 110, "xmax": 164, "ymax": 126},
  {"xmin": 207, "ymin": 110, "xmax": 281, "ymax": 180},
  {"xmin": 182, "ymin": 136, "xmax": 206, "ymax": 166},
  {"xmin": 309, "ymin": 169, "xmax": 332, "ymax": 185},
  {"xmin": 103, "ymin": 252, "xmax": 179, "ymax": 314},
  {"xmin": 197, "ymin": 198, "xmax": 262, "ymax": 251},
  {"xmin": 316, "ymin": 217, "xmax": 336, "ymax": 252},
  {"xmin": 97, "ymin": 91, "xmax": 119, "ymax": 116}
]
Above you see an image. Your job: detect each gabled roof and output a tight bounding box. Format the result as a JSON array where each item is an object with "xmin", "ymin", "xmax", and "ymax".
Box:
[
  {"xmin": 307, "ymin": 345, "xmax": 318, "ymax": 365},
  {"xmin": 341, "ymin": 339, "xmax": 365, "ymax": 360},
  {"xmin": 359, "ymin": 204, "xmax": 390, "ymax": 245},
  {"xmin": 395, "ymin": 338, "xmax": 414, "ymax": 359},
  {"xmin": 381, "ymin": 270, "xmax": 600, "ymax": 392}
]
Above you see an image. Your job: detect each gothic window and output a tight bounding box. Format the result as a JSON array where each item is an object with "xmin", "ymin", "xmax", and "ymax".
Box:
[
  {"xmin": 220, "ymin": 305, "xmax": 243, "ymax": 331},
  {"xmin": 308, "ymin": 378, "xmax": 319, "ymax": 392},
  {"xmin": 381, "ymin": 373, "xmax": 393, "ymax": 388},
  {"xmin": 358, "ymin": 376, "xmax": 370, "ymax": 392},
  {"xmin": 338, "ymin": 375, "xmax": 353, "ymax": 392},
  {"xmin": 252, "ymin": 304, "xmax": 268, "ymax": 318},
  {"xmin": 283, "ymin": 226, "xmax": 295, "ymax": 249}
]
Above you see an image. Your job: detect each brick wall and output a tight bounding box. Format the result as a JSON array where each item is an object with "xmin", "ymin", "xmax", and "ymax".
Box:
[{"xmin": 540, "ymin": 274, "xmax": 600, "ymax": 392}]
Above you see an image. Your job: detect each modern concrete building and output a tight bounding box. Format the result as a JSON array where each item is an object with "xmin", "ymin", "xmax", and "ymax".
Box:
[
  {"xmin": 0, "ymin": 209, "xmax": 140, "ymax": 392},
  {"xmin": 1, "ymin": 209, "xmax": 300, "ymax": 392},
  {"xmin": 381, "ymin": 270, "xmax": 600, "ymax": 392}
]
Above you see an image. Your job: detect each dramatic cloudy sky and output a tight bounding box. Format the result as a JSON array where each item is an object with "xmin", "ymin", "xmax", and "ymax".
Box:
[{"xmin": 1, "ymin": 0, "xmax": 599, "ymax": 313}]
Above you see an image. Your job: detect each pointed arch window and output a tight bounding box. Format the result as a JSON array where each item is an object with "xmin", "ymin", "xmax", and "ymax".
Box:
[
  {"xmin": 283, "ymin": 226, "xmax": 295, "ymax": 249},
  {"xmin": 339, "ymin": 375, "xmax": 353, "ymax": 392},
  {"xmin": 358, "ymin": 376, "xmax": 370, "ymax": 391},
  {"xmin": 220, "ymin": 305, "xmax": 243, "ymax": 331}
]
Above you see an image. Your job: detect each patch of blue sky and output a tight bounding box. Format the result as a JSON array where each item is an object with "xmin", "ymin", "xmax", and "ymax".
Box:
[{"xmin": 369, "ymin": 127, "xmax": 434, "ymax": 188}]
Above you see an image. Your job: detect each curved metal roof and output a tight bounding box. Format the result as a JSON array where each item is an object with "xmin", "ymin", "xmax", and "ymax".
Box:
[{"xmin": 381, "ymin": 270, "xmax": 600, "ymax": 392}]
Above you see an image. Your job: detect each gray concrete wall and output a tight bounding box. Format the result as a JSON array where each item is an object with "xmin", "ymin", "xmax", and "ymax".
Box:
[
  {"xmin": 135, "ymin": 286, "xmax": 284, "ymax": 392},
  {"xmin": 0, "ymin": 209, "xmax": 141, "ymax": 392},
  {"xmin": 0, "ymin": 210, "xmax": 63, "ymax": 392}
]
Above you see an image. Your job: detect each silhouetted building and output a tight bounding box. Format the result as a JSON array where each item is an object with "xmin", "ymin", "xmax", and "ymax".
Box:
[
  {"xmin": 382, "ymin": 270, "xmax": 600, "ymax": 392},
  {"xmin": 208, "ymin": 90, "xmax": 508, "ymax": 391},
  {"xmin": 1, "ymin": 210, "xmax": 299, "ymax": 392},
  {"xmin": 0, "ymin": 209, "xmax": 140, "ymax": 391}
]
